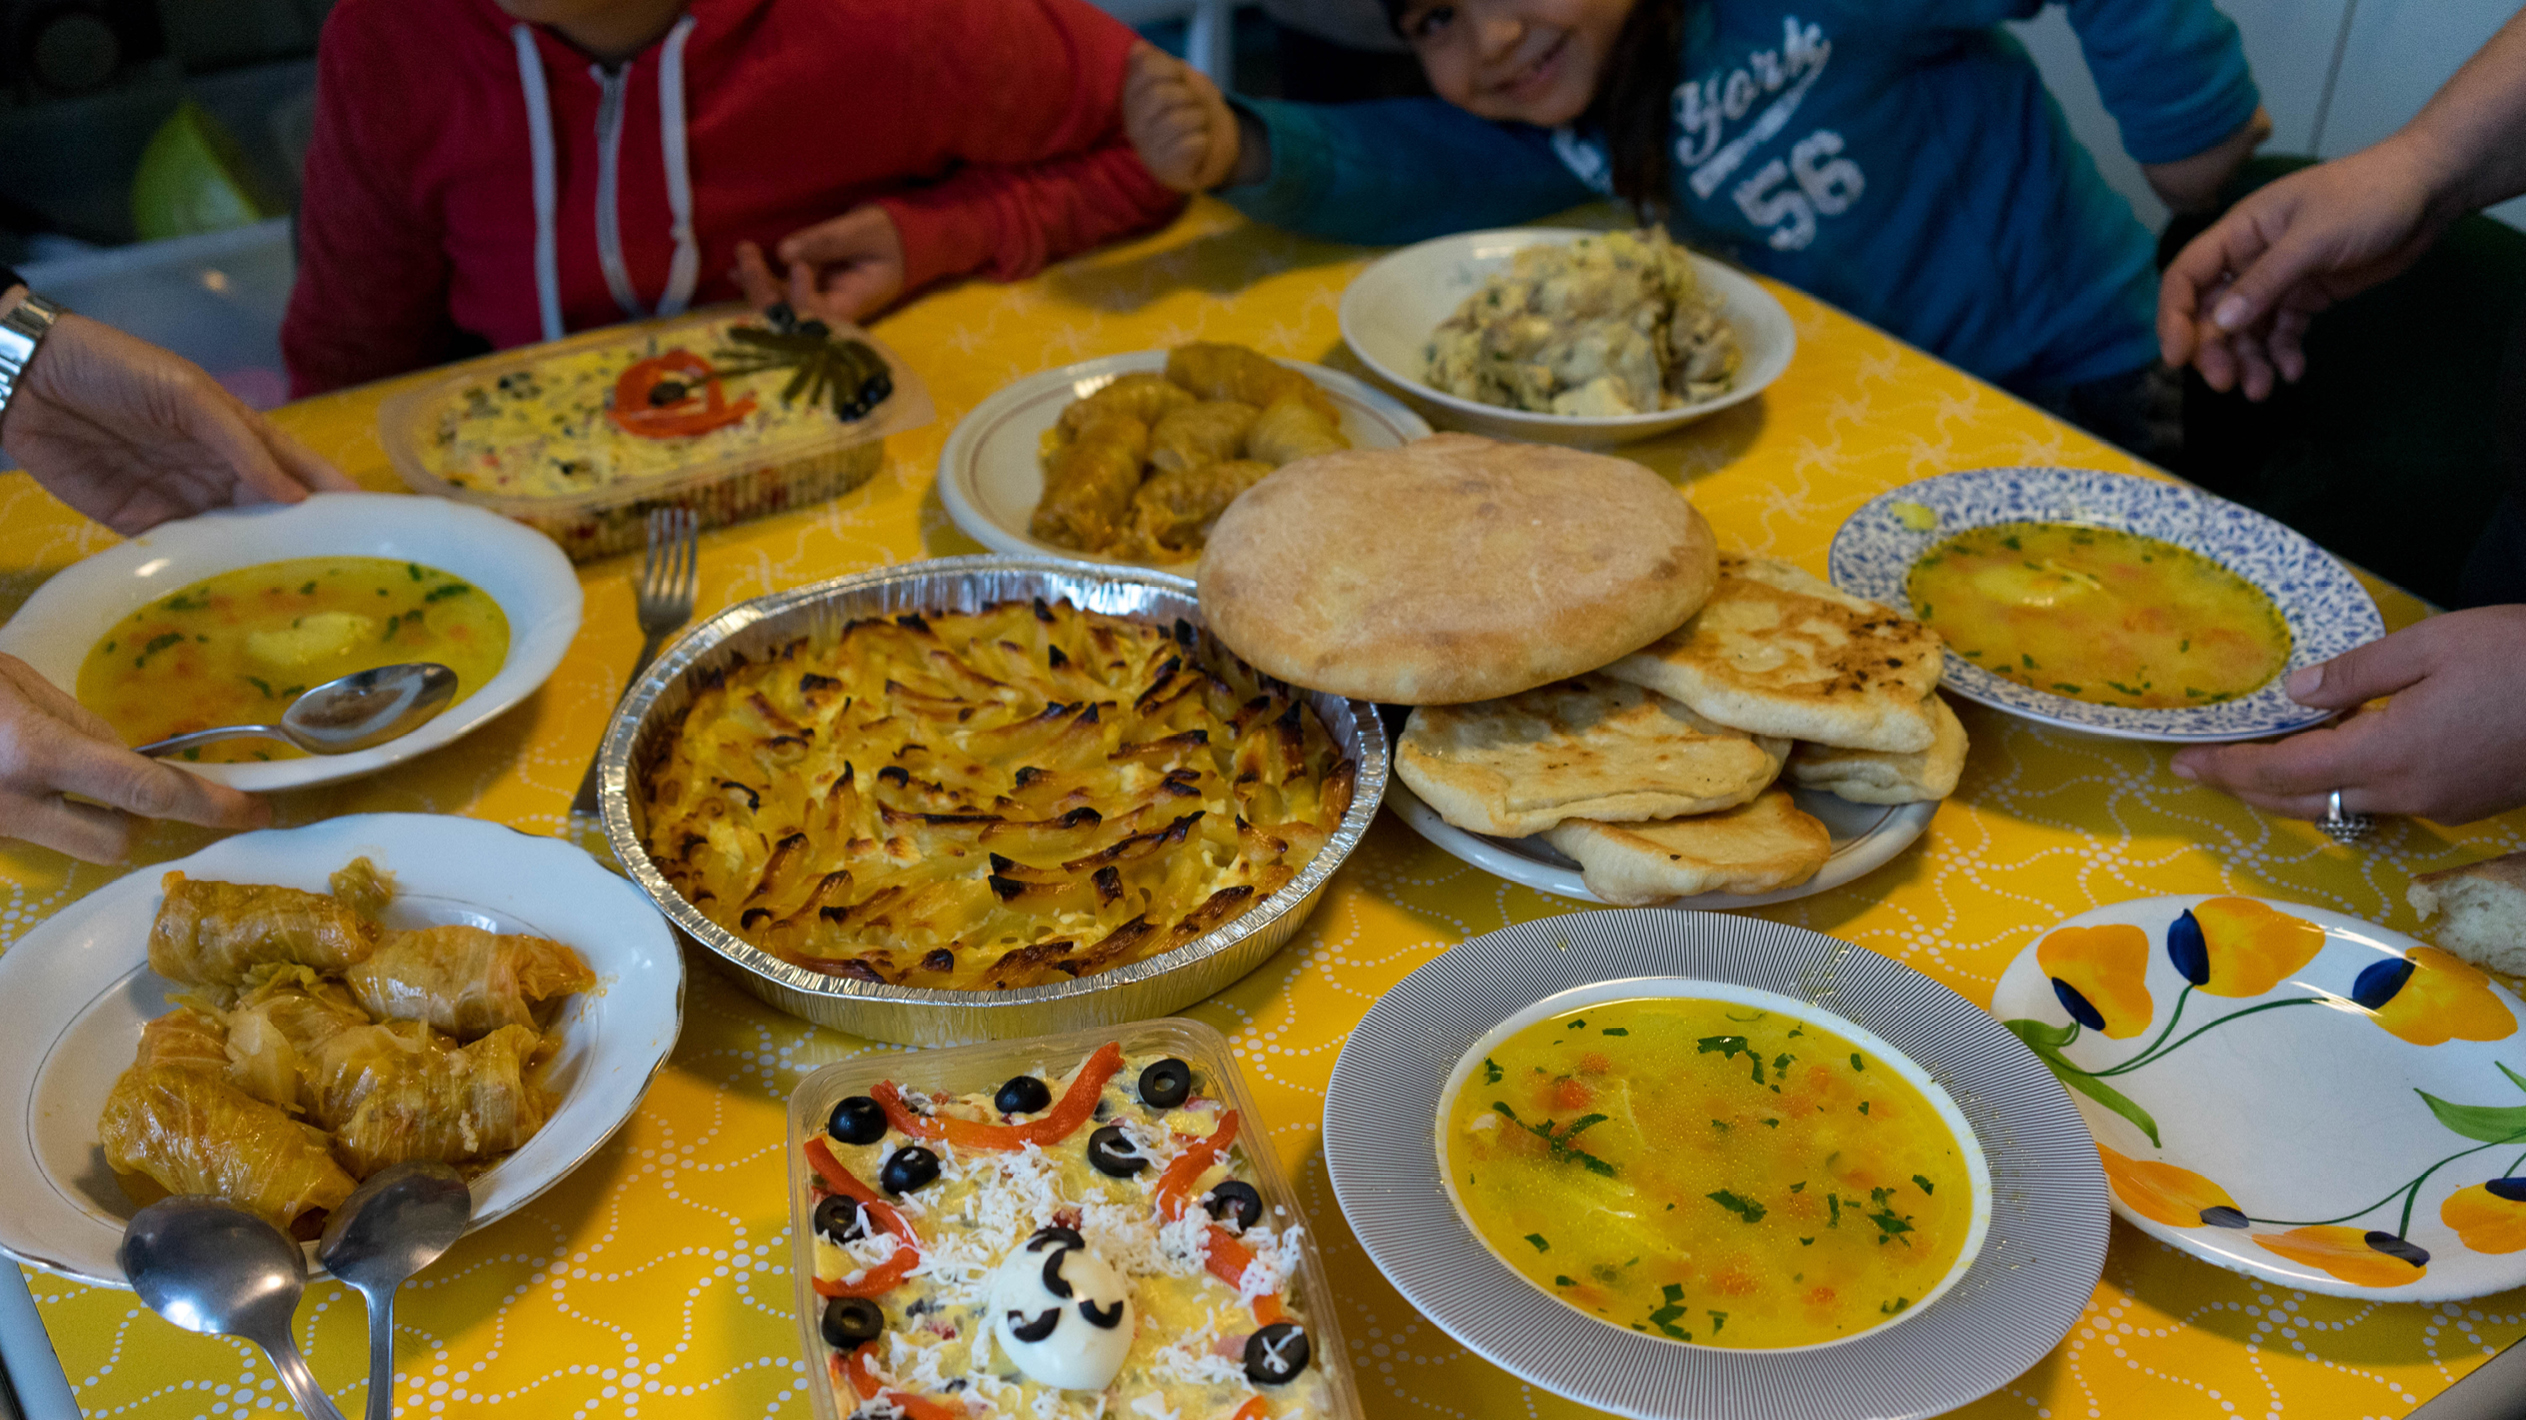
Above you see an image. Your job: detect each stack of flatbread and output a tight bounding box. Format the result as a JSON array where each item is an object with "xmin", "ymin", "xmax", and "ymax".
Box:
[
  {"xmin": 1195, "ymin": 435, "xmax": 1964, "ymax": 907},
  {"xmin": 1398, "ymin": 556, "xmax": 1965, "ymax": 905}
]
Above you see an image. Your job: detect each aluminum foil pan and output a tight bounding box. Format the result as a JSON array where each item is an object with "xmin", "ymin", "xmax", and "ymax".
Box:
[{"xmin": 597, "ymin": 554, "xmax": 1389, "ymax": 1046}]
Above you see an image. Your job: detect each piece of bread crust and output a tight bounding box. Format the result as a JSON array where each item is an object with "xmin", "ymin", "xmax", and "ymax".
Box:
[
  {"xmin": 1543, "ymin": 787, "xmax": 1830, "ymax": 906},
  {"xmin": 1604, "ymin": 555, "xmax": 1944, "ymax": 752},
  {"xmin": 2410, "ymin": 852, "xmax": 2526, "ymax": 978},
  {"xmin": 1197, "ymin": 433, "xmax": 1718, "ymax": 704},
  {"xmin": 1785, "ymin": 695, "xmax": 1968, "ymax": 805},
  {"xmin": 1397, "ymin": 675, "xmax": 1787, "ymax": 838}
]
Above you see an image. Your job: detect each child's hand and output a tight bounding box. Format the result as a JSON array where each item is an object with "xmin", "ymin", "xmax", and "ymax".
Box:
[
  {"xmin": 733, "ymin": 206, "xmax": 906, "ymax": 325},
  {"xmin": 1124, "ymin": 42, "xmax": 1240, "ymax": 193}
]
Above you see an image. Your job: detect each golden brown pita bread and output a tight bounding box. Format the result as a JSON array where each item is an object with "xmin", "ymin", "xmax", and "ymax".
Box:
[
  {"xmin": 1785, "ymin": 695, "xmax": 1967, "ymax": 804},
  {"xmin": 1604, "ymin": 556, "xmax": 1945, "ymax": 752},
  {"xmin": 1543, "ymin": 788, "xmax": 1830, "ymax": 906},
  {"xmin": 1396, "ymin": 675, "xmax": 1787, "ymax": 837},
  {"xmin": 1197, "ymin": 433, "xmax": 1717, "ymax": 704}
]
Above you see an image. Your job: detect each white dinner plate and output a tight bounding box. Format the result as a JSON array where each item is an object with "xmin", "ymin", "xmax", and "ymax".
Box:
[
  {"xmin": 1386, "ymin": 777, "xmax": 1937, "ymax": 909},
  {"xmin": 1325, "ymin": 909, "xmax": 2106, "ymax": 1419},
  {"xmin": 0, "ymin": 813, "xmax": 683, "ymax": 1286},
  {"xmin": 1827, "ymin": 467, "xmax": 2384, "ymax": 742},
  {"xmin": 0, "ymin": 491, "xmax": 582, "ymax": 790},
  {"xmin": 934, "ymin": 351, "xmax": 1431, "ymax": 569},
  {"xmin": 1338, "ymin": 228, "xmax": 1796, "ymax": 447},
  {"xmin": 1991, "ymin": 894, "xmax": 2526, "ymax": 1301}
]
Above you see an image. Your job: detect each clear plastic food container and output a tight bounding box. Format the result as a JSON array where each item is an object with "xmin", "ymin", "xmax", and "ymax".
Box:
[
  {"xmin": 783, "ymin": 1018, "xmax": 1363, "ymax": 1420},
  {"xmin": 378, "ymin": 307, "xmax": 933, "ymax": 561}
]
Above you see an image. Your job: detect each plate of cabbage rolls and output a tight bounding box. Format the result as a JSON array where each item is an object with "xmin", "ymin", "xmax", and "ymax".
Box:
[
  {"xmin": 936, "ymin": 341, "xmax": 1430, "ymax": 567},
  {"xmin": 0, "ymin": 813, "xmax": 682, "ymax": 1285}
]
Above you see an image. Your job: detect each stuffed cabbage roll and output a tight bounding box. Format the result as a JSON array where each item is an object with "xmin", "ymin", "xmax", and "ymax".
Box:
[
  {"xmin": 304, "ymin": 1021, "xmax": 555, "ymax": 1175},
  {"xmin": 346, "ymin": 924, "xmax": 595, "ymax": 1040},
  {"xmin": 221, "ymin": 968, "xmax": 374, "ymax": 1112},
  {"xmin": 1246, "ymin": 390, "xmax": 1349, "ymax": 467},
  {"xmin": 1030, "ymin": 414, "xmax": 1149, "ymax": 551},
  {"xmin": 1134, "ymin": 459, "xmax": 1275, "ymax": 554},
  {"xmin": 99, "ymin": 1063, "xmax": 357, "ymax": 1234},
  {"xmin": 1165, "ymin": 343, "xmax": 1335, "ymax": 421},
  {"xmin": 134, "ymin": 1006, "xmax": 231, "ymax": 1072},
  {"xmin": 1058, "ymin": 371, "xmax": 1193, "ymax": 435},
  {"xmin": 148, "ymin": 872, "xmax": 376, "ymax": 985},
  {"xmin": 327, "ymin": 857, "xmax": 395, "ymax": 925},
  {"xmin": 1148, "ymin": 399, "xmax": 1257, "ymax": 475}
]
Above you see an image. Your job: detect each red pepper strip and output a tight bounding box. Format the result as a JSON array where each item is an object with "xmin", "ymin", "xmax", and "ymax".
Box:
[
  {"xmin": 1199, "ymin": 1224, "xmax": 1288, "ymax": 1326},
  {"xmin": 802, "ymin": 1136, "xmax": 921, "ymax": 1297},
  {"xmin": 607, "ymin": 349, "xmax": 756, "ymax": 438},
  {"xmin": 1231, "ymin": 1400, "xmax": 1268, "ymax": 1420},
  {"xmin": 1154, "ymin": 1109, "xmax": 1242, "ymax": 1221},
  {"xmin": 843, "ymin": 1342, "xmax": 967, "ymax": 1420},
  {"xmin": 872, "ymin": 1041, "xmax": 1126, "ymax": 1152}
]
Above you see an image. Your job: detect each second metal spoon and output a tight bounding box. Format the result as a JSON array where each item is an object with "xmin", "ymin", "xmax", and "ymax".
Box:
[
  {"xmin": 135, "ymin": 662, "xmax": 458, "ymax": 758},
  {"xmin": 120, "ymin": 1197, "xmax": 346, "ymax": 1420},
  {"xmin": 319, "ymin": 1163, "xmax": 473, "ymax": 1420}
]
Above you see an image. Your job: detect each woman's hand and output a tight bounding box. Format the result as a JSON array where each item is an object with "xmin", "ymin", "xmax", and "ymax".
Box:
[
  {"xmin": 732, "ymin": 206, "xmax": 906, "ymax": 325},
  {"xmin": 0, "ymin": 653, "xmax": 266, "ymax": 862},
  {"xmin": 1122, "ymin": 41, "xmax": 1244, "ymax": 192},
  {"xmin": 2170, "ymin": 605, "xmax": 2526, "ymax": 825},
  {"xmin": 0, "ymin": 305, "xmax": 354, "ymax": 535}
]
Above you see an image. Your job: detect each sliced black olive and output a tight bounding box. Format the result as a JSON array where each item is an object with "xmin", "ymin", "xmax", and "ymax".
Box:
[
  {"xmin": 646, "ymin": 378, "xmax": 689, "ymax": 406},
  {"xmin": 1007, "ymin": 1307, "xmax": 1060, "ymax": 1343},
  {"xmin": 1080, "ymin": 1297, "xmax": 1125, "ymax": 1329},
  {"xmin": 1086, "ymin": 1125, "xmax": 1147, "ymax": 1178},
  {"xmin": 1138, "ymin": 1058, "xmax": 1193, "ymax": 1109},
  {"xmin": 1041, "ymin": 1245, "xmax": 1075, "ymax": 1299},
  {"xmin": 828, "ymin": 1096, "xmax": 886, "ymax": 1145},
  {"xmin": 764, "ymin": 301, "xmax": 799, "ymax": 334},
  {"xmin": 1203, "ymin": 1180, "xmax": 1264, "ymax": 1233},
  {"xmin": 1245, "ymin": 1322, "xmax": 1311, "ymax": 1384},
  {"xmin": 879, "ymin": 1145, "xmax": 941, "ymax": 1195},
  {"xmin": 821, "ymin": 1296, "xmax": 883, "ymax": 1349},
  {"xmin": 996, "ymin": 1075, "xmax": 1053, "ymax": 1115},
  {"xmin": 813, "ymin": 1194, "xmax": 869, "ymax": 1244},
  {"xmin": 1026, "ymin": 1225, "xmax": 1086, "ymax": 1253}
]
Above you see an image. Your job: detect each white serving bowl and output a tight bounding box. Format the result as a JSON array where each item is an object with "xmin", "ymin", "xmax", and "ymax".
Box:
[
  {"xmin": 0, "ymin": 492, "xmax": 582, "ymax": 791},
  {"xmin": 1338, "ymin": 228, "xmax": 1796, "ymax": 447}
]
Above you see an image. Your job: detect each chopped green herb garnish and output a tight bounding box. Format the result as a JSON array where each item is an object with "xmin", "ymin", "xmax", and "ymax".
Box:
[
  {"xmin": 1482, "ymin": 1057, "xmax": 1502, "ymax": 1085},
  {"xmin": 423, "ymin": 582, "xmax": 472, "ymax": 602},
  {"xmin": 1850, "ymin": 1053, "xmax": 1865, "ymax": 1071},
  {"xmin": 1707, "ymin": 1311, "xmax": 1727, "ymax": 1334},
  {"xmin": 246, "ymin": 676, "xmax": 275, "ymax": 699},
  {"xmin": 1698, "ymin": 1035, "xmax": 1749, "ymax": 1059},
  {"xmin": 1762, "ymin": 1118, "xmax": 1780, "ymax": 1128},
  {"xmin": 1492, "ymin": 1103, "xmax": 1616, "ymax": 1177},
  {"xmin": 299, "ymin": 580, "xmax": 317, "ymax": 595},
  {"xmin": 407, "ymin": 563, "xmax": 425, "ymax": 580},
  {"xmin": 1828, "ymin": 1195, "xmax": 1842, "ymax": 1228},
  {"xmin": 1913, "ymin": 1174, "xmax": 1935, "ymax": 1195},
  {"xmin": 1710, "ymin": 1119, "xmax": 1730, "ymax": 1132},
  {"xmin": 1554, "ymin": 1275, "xmax": 1575, "ymax": 1287},
  {"xmin": 1858, "ymin": 1101, "xmax": 1870, "ymax": 1114},
  {"xmin": 1789, "ymin": 1182, "xmax": 1806, "ymax": 1193},
  {"xmin": 1881, "ymin": 1296, "xmax": 1911, "ymax": 1315},
  {"xmin": 1707, "ymin": 1190, "xmax": 1767, "ymax": 1224},
  {"xmin": 1602, "ymin": 1027, "xmax": 1629, "ymax": 1036},
  {"xmin": 1524, "ymin": 1233, "xmax": 1550, "ymax": 1252}
]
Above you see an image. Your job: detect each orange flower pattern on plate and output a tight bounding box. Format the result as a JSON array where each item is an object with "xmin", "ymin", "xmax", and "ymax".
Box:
[
  {"xmin": 2252, "ymin": 1226, "xmax": 2430, "ymax": 1288},
  {"xmin": 2181, "ymin": 898, "xmax": 2325, "ymax": 998},
  {"xmin": 2038, "ymin": 923, "xmax": 2153, "ymax": 1038},
  {"xmin": 2443, "ymin": 1182, "xmax": 2526, "ymax": 1254},
  {"xmin": 2357, "ymin": 947, "xmax": 2518, "ymax": 1047},
  {"xmin": 2097, "ymin": 1144, "xmax": 2246, "ymax": 1230}
]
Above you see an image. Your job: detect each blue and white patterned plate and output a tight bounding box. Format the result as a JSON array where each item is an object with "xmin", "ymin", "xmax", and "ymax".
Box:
[{"xmin": 1828, "ymin": 467, "xmax": 2384, "ymax": 743}]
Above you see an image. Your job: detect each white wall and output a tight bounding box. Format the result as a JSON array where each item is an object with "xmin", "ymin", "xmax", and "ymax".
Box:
[{"xmin": 2011, "ymin": 0, "xmax": 2526, "ymax": 233}]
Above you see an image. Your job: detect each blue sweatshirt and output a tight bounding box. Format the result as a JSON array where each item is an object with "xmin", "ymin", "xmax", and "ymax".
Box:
[{"xmin": 1222, "ymin": 2, "xmax": 2259, "ymax": 394}]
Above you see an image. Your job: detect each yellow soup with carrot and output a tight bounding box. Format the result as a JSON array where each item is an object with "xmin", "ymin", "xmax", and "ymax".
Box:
[
  {"xmin": 1906, "ymin": 521, "xmax": 2290, "ymax": 709},
  {"xmin": 77, "ymin": 557, "xmax": 510, "ymax": 763},
  {"xmin": 1443, "ymin": 997, "xmax": 1976, "ymax": 1349}
]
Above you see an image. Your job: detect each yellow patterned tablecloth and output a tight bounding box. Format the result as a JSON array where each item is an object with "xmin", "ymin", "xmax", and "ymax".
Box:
[{"xmin": 9, "ymin": 198, "xmax": 2523, "ymax": 1420}]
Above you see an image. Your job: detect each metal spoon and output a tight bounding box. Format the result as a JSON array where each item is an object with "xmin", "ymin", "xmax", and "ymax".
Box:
[
  {"xmin": 120, "ymin": 1197, "xmax": 348, "ymax": 1420},
  {"xmin": 318, "ymin": 1163, "xmax": 472, "ymax": 1420},
  {"xmin": 134, "ymin": 662, "xmax": 458, "ymax": 758}
]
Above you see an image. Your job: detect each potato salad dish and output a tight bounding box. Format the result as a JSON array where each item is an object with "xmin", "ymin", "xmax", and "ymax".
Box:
[
  {"xmin": 801, "ymin": 1043, "xmax": 1331, "ymax": 1418},
  {"xmin": 1424, "ymin": 229, "xmax": 1741, "ymax": 417}
]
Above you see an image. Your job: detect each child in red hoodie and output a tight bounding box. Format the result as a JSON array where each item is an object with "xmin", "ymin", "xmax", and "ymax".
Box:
[{"xmin": 282, "ymin": 0, "xmax": 1183, "ymax": 396}]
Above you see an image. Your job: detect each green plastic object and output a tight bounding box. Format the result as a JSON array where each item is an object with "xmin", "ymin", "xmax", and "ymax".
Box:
[{"xmin": 131, "ymin": 100, "xmax": 274, "ymax": 241}]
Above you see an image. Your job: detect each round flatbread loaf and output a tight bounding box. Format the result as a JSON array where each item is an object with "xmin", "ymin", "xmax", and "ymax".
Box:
[{"xmin": 1197, "ymin": 433, "xmax": 1718, "ymax": 704}]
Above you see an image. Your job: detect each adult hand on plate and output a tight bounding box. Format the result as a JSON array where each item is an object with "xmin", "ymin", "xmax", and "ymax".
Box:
[
  {"xmin": 0, "ymin": 300, "xmax": 354, "ymax": 535},
  {"xmin": 0, "ymin": 653, "xmax": 267, "ymax": 863},
  {"xmin": 732, "ymin": 207, "xmax": 906, "ymax": 326},
  {"xmin": 2170, "ymin": 605, "xmax": 2526, "ymax": 825}
]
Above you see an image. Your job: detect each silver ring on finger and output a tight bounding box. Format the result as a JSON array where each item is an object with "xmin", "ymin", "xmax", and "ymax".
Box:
[{"xmin": 2317, "ymin": 788, "xmax": 2375, "ymax": 846}]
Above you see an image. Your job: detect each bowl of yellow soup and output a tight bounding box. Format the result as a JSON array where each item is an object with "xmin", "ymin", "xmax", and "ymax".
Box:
[
  {"xmin": 1436, "ymin": 979, "xmax": 1991, "ymax": 1351},
  {"xmin": 1324, "ymin": 909, "xmax": 2107, "ymax": 1420},
  {"xmin": 0, "ymin": 493, "xmax": 581, "ymax": 791},
  {"xmin": 1827, "ymin": 467, "xmax": 2384, "ymax": 742}
]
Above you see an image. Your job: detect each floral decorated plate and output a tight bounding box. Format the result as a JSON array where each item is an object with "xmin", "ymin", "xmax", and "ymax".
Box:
[
  {"xmin": 1990, "ymin": 894, "xmax": 2526, "ymax": 1300},
  {"xmin": 1827, "ymin": 468, "xmax": 2383, "ymax": 742}
]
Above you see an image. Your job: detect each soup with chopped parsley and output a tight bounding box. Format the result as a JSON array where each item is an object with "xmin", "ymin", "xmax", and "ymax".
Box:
[
  {"xmin": 77, "ymin": 557, "xmax": 509, "ymax": 763},
  {"xmin": 1443, "ymin": 996, "xmax": 1976, "ymax": 1349},
  {"xmin": 1906, "ymin": 521, "xmax": 2289, "ymax": 710}
]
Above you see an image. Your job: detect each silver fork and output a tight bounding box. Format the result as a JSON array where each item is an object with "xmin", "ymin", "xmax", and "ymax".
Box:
[{"xmin": 572, "ymin": 507, "xmax": 700, "ymax": 816}]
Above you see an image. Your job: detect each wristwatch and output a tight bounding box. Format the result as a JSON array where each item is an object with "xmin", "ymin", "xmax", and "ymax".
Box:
[{"xmin": 0, "ymin": 264, "xmax": 63, "ymax": 423}]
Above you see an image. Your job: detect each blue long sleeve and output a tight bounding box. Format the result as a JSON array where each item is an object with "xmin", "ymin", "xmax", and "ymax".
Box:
[
  {"xmin": 2060, "ymin": 0, "xmax": 2260, "ymax": 163},
  {"xmin": 1217, "ymin": 97, "xmax": 1600, "ymax": 246}
]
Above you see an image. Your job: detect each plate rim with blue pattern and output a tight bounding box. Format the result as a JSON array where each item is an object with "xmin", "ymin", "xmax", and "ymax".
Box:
[{"xmin": 1827, "ymin": 467, "xmax": 2384, "ymax": 743}]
